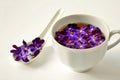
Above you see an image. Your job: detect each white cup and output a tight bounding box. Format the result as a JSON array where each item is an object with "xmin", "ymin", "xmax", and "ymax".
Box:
[{"xmin": 51, "ymin": 14, "xmax": 120, "ymax": 72}]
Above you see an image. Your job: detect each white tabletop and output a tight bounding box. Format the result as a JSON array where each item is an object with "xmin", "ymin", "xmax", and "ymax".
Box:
[{"xmin": 0, "ymin": 0, "xmax": 120, "ymax": 80}]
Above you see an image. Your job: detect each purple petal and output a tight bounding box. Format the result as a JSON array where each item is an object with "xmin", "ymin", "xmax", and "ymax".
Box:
[
  {"xmin": 60, "ymin": 41, "xmax": 67, "ymax": 46},
  {"xmin": 10, "ymin": 50, "xmax": 16, "ymax": 53},
  {"xmin": 74, "ymin": 41, "xmax": 81, "ymax": 49},
  {"xmin": 33, "ymin": 50, "xmax": 40, "ymax": 57},
  {"xmin": 92, "ymin": 27, "xmax": 101, "ymax": 34},
  {"xmin": 67, "ymin": 23, "xmax": 78, "ymax": 29},
  {"xmin": 32, "ymin": 37, "xmax": 44, "ymax": 48},
  {"xmin": 12, "ymin": 45, "xmax": 18, "ymax": 49},
  {"xmin": 101, "ymin": 36, "xmax": 105, "ymax": 40},
  {"xmin": 80, "ymin": 44, "xmax": 88, "ymax": 49},
  {"xmin": 28, "ymin": 44, "xmax": 36, "ymax": 52},
  {"xmin": 22, "ymin": 40, "xmax": 27, "ymax": 47},
  {"xmin": 10, "ymin": 47, "xmax": 21, "ymax": 54},
  {"xmin": 32, "ymin": 37, "xmax": 40, "ymax": 44},
  {"xmin": 40, "ymin": 39, "xmax": 44, "ymax": 44},
  {"xmin": 22, "ymin": 57, "xmax": 29, "ymax": 62},
  {"xmin": 87, "ymin": 24, "xmax": 94, "ymax": 29},
  {"xmin": 15, "ymin": 56, "xmax": 22, "ymax": 61},
  {"xmin": 21, "ymin": 49, "xmax": 28, "ymax": 56}
]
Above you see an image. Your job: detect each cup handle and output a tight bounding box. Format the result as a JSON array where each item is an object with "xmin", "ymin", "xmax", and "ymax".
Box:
[{"xmin": 108, "ymin": 30, "xmax": 120, "ymax": 50}]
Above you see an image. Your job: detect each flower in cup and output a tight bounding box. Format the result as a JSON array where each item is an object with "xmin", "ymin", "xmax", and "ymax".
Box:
[{"xmin": 55, "ymin": 23, "xmax": 105, "ymax": 49}]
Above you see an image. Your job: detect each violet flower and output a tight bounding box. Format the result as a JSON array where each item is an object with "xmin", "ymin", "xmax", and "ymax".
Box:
[
  {"xmin": 10, "ymin": 37, "xmax": 45, "ymax": 62},
  {"xmin": 55, "ymin": 23, "xmax": 105, "ymax": 49}
]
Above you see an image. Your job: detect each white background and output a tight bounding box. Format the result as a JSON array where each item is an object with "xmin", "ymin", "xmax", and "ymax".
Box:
[{"xmin": 0, "ymin": 0, "xmax": 120, "ymax": 80}]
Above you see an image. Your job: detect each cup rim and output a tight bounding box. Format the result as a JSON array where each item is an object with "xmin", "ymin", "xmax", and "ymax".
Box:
[{"xmin": 52, "ymin": 14, "xmax": 110, "ymax": 51}]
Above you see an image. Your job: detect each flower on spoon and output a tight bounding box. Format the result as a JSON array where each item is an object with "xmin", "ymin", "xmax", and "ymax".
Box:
[
  {"xmin": 28, "ymin": 38, "xmax": 44, "ymax": 57},
  {"xmin": 10, "ymin": 37, "xmax": 45, "ymax": 62}
]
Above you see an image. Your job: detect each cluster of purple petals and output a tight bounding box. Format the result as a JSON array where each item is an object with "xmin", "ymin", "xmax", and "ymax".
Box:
[
  {"xmin": 55, "ymin": 23, "xmax": 105, "ymax": 49},
  {"xmin": 10, "ymin": 37, "xmax": 44, "ymax": 62}
]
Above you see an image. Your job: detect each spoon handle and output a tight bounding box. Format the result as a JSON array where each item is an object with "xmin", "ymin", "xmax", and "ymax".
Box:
[{"xmin": 39, "ymin": 9, "xmax": 64, "ymax": 40}]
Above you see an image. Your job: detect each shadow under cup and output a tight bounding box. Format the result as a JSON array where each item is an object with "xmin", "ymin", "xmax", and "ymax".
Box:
[{"xmin": 51, "ymin": 14, "xmax": 110, "ymax": 72}]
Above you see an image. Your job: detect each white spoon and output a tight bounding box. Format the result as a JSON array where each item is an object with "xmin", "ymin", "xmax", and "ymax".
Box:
[{"xmin": 10, "ymin": 9, "xmax": 64, "ymax": 63}]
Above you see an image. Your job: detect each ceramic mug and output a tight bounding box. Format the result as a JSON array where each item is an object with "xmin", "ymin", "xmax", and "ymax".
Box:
[{"xmin": 51, "ymin": 14, "xmax": 120, "ymax": 72}]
